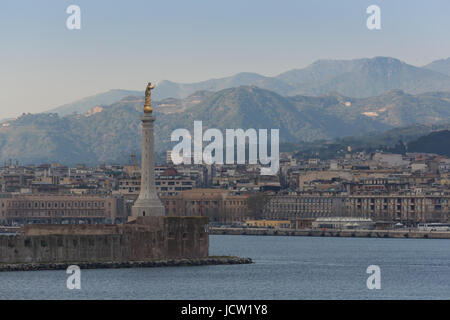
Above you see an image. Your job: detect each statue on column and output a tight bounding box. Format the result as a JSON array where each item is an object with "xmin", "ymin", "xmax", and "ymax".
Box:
[{"xmin": 144, "ymin": 82, "xmax": 155, "ymax": 114}]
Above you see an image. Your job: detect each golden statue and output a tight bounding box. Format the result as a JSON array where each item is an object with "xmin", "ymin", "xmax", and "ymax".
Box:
[{"xmin": 144, "ymin": 82, "xmax": 155, "ymax": 113}]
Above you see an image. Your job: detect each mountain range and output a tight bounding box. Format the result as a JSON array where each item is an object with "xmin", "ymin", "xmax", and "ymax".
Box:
[
  {"xmin": 46, "ymin": 56, "xmax": 450, "ymax": 116},
  {"xmin": 49, "ymin": 89, "xmax": 142, "ymax": 116},
  {"xmin": 3, "ymin": 85, "xmax": 450, "ymax": 165},
  {"xmin": 423, "ymin": 57, "xmax": 450, "ymax": 77}
]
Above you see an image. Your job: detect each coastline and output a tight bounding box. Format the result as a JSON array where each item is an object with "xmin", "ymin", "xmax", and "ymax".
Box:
[
  {"xmin": 0, "ymin": 256, "xmax": 253, "ymax": 272},
  {"xmin": 210, "ymin": 227, "xmax": 450, "ymax": 239}
]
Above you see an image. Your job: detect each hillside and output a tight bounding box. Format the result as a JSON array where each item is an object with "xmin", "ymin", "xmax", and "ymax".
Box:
[
  {"xmin": 150, "ymin": 57, "xmax": 450, "ymax": 100},
  {"xmin": 285, "ymin": 123, "xmax": 450, "ymax": 159},
  {"xmin": 2, "ymin": 86, "xmax": 450, "ymax": 165},
  {"xmin": 423, "ymin": 58, "xmax": 450, "ymax": 77},
  {"xmin": 407, "ymin": 130, "xmax": 450, "ymax": 156},
  {"xmin": 44, "ymin": 57, "xmax": 450, "ymax": 118},
  {"xmin": 48, "ymin": 89, "xmax": 142, "ymax": 116},
  {"xmin": 277, "ymin": 57, "xmax": 450, "ymax": 98}
]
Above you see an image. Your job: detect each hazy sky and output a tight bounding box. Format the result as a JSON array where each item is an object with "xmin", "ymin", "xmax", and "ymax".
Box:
[{"xmin": 1, "ymin": 0, "xmax": 450, "ymax": 119}]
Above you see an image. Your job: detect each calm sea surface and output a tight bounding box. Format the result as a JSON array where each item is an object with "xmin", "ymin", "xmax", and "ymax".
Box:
[{"xmin": 0, "ymin": 235, "xmax": 449, "ymax": 300}]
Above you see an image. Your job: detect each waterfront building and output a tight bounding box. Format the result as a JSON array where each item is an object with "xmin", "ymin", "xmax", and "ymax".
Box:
[
  {"xmin": 263, "ymin": 192, "xmax": 450, "ymax": 226},
  {"xmin": 0, "ymin": 194, "xmax": 126, "ymax": 225},
  {"xmin": 161, "ymin": 188, "xmax": 249, "ymax": 224}
]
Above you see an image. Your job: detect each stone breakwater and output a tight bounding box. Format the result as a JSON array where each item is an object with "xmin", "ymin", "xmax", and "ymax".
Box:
[
  {"xmin": 0, "ymin": 217, "xmax": 209, "ymax": 264},
  {"xmin": 0, "ymin": 256, "xmax": 253, "ymax": 272},
  {"xmin": 211, "ymin": 228, "xmax": 450, "ymax": 239}
]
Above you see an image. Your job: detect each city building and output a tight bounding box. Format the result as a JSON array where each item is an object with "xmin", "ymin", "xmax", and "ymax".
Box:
[
  {"xmin": 161, "ymin": 188, "xmax": 249, "ymax": 224},
  {"xmin": 0, "ymin": 194, "xmax": 126, "ymax": 225}
]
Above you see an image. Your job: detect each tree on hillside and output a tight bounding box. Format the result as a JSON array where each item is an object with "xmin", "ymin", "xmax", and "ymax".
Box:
[{"xmin": 387, "ymin": 140, "xmax": 406, "ymax": 155}]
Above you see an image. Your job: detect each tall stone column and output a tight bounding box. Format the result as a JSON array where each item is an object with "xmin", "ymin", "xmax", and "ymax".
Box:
[{"xmin": 131, "ymin": 82, "xmax": 165, "ymax": 217}]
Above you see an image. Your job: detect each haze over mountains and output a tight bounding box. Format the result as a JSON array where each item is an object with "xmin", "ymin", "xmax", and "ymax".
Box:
[
  {"xmin": 49, "ymin": 89, "xmax": 142, "ymax": 116},
  {"xmin": 3, "ymin": 86, "xmax": 450, "ymax": 165},
  {"xmin": 47, "ymin": 56, "xmax": 450, "ymax": 116},
  {"xmin": 423, "ymin": 57, "xmax": 450, "ymax": 77},
  {"xmin": 2, "ymin": 56, "xmax": 450, "ymax": 164}
]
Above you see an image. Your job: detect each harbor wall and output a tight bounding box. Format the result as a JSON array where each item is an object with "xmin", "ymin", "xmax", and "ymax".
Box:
[{"xmin": 0, "ymin": 216, "xmax": 209, "ymax": 264}]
